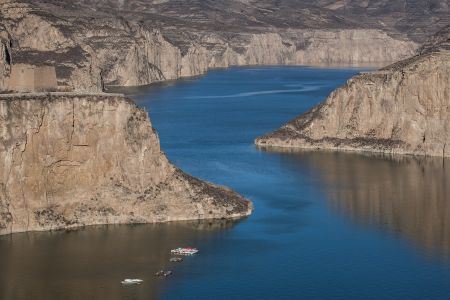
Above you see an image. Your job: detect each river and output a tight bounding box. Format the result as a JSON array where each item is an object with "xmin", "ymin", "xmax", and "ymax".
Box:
[{"xmin": 1, "ymin": 67, "xmax": 450, "ymax": 300}]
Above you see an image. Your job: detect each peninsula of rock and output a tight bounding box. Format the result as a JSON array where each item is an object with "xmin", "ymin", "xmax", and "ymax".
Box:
[
  {"xmin": 256, "ymin": 26, "xmax": 450, "ymax": 158},
  {"xmin": 0, "ymin": 93, "xmax": 252, "ymax": 234}
]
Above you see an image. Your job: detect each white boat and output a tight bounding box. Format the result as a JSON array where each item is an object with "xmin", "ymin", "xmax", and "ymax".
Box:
[
  {"xmin": 170, "ymin": 247, "xmax": 199, "ymax": 255},
  {"xmin": 121, "ymin": 279, "xmax": 143, "ymax": 285}
]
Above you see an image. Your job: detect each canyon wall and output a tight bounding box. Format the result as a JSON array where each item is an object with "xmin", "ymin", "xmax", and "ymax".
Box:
[
  {"xmin": 256, "ymin": 28, "xmax": 450, "ymax": 157},
  {"xmin": 0, "ymin": 93, "xmax": 252, "ymax": 234},
  {"xmin": 202, "ymin": 30, "xmax": 417, "ymax": 68},
  {"xmin": 0, "ymin": 0, "xmax": 419, "ymax": 93}
]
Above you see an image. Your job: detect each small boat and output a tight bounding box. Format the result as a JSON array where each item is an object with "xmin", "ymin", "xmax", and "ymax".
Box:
[
  {"xmin": 170, "ymin": 247, "xmax": 199, "ymax": 256},
  {"xmin": 169, "ymin": 257, "xmax": 183, "ymax": 262},
  {"xmin": 121, "ymin": 279, "xmax": 143, "ymax": 285},
  {"xmin": 155, "ymin": 270, "xmax": 173, "ymax": 277}
]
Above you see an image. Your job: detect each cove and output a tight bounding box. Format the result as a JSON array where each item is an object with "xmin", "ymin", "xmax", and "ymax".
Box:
[{"xmin": 1, "ymin": 67, "xmax": 450, "ymax": 300}]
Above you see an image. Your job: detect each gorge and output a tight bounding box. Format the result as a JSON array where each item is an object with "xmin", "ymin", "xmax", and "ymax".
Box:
[
  {"xmin": 2, "ymin": 67, "xmax": 450, "ymax": 300},
  {"xmin": 2, "ymin": 0, "xmax": 448, "ymax": 234},
  {"xmin": 1, "ymin": 1, "xmax": 450, "ymax": 299}
]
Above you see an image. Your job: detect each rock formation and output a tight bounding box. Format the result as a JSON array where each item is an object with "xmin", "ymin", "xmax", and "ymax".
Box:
[
  {"xmin": 2, "ymin": 0, "xmax": 449, "ymax": 92},
  {"xmin": 256, "ymin": 26, "xmax": 450, "ymax": 158},
  {"xmin": 0, "ymin": 93, "xmax": 252, "ymax": 234}
]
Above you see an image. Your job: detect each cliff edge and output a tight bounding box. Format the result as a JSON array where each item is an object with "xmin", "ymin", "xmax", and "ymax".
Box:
[
  {"xmin": 256, "ymin": 27, "xmax": 450, "ymax": 158},
  {"xmin": 0, "ymin": 93, "xmax": 252, "ymax": 235}
]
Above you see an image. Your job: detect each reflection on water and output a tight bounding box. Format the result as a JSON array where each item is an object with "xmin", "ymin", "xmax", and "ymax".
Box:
[
  {"xmin": 0, "ymin": 219, "xmax": 241, "ymax": 300},
  {"xmin": 267, "ymin": 147, "xmax": 450, "ymax": 258}
]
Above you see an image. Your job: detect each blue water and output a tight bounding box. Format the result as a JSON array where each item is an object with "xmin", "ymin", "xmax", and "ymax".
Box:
[
  {"xmin": 2, "ymin": 67, "xmax": 450, "ymax": 300},
  {"xmin": 130, "ymin": 67, "xmax": 450, "ymax": 300}
]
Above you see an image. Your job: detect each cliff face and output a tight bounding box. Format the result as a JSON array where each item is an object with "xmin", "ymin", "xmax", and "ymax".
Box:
[
  {"xmin": 1, "ymin": 0, "xmax": 439, "ymax": 93},
  {"xmin": 0, "ymin": 93, "xmax": 252, "ymax": 235},
  {"xmin": 256, "ymin": 27, "xmax": 450, "ymax": 158}
]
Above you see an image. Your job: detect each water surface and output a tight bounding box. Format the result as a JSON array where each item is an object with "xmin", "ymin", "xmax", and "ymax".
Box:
[{"xmin": 2, "ymin": 67, "xmax": 450, "ymax": 300}]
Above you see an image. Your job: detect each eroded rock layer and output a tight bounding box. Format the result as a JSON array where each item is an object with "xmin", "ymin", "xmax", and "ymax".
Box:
[
  {"xmin": 2, "ymin": 0, "xmax": 445, "ymax": 92},
  {"xmin": 0, "ymin": 93, "xmax": 252, "ymax": 234},
  {"xmin": 256, "ymin": 27, "xmax": 450, "ymax": 157}
]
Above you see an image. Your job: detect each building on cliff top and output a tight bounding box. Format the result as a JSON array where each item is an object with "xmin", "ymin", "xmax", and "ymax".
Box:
[{"xmin": 7, "ymin": 64, "xmax": 57, "ymax": 93}]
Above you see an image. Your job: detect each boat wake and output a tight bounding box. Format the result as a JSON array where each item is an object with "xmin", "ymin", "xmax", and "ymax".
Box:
[{"xmin": 184, "ymin": 87, "xmax": 319, "ymax": 99}]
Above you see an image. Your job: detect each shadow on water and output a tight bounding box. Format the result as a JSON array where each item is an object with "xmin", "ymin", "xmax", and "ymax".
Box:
[
  {"xmin": 260, "ymin": 147, "xmax": 450, "ymax": 259},
  {"xmin": 0, "ymin": 219, "xmax": 242, "ymax": 300}
]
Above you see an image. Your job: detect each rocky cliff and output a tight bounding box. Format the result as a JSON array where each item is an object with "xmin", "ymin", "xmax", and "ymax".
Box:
[
  {"xmin": 3, "ymin": 0, "xmax": 448, "ymax": 92},
  {"xmin": 0, "ymin": 93, "xmax": 252, "ymax": 235},
  {"xmin": 256, "ymin": 26, "xmax": 450, "ymax": 158}
]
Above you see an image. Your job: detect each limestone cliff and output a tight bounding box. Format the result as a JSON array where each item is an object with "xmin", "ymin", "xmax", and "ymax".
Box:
[
  {"xmin": 0, "ymin": 93, "xmax": 252, "ymax": 234},
  {"xmin": 256, "ymin": 27, "xmax": 450, "ymax": 158},
  {"xmin": 1, "ymin": 0, "xmax": 440, "ymax": 93}
]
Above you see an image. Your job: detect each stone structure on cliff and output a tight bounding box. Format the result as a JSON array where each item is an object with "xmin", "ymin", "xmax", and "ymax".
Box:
[
  {"xmin": 2, "ymin": 0, "xmax": 449, "ymax": 93},
  {"xmin": 0, "ymin": 93, "xmax": 252, "ymax": 234},
  {"xmin": 8, "ymin": 64, "xmax": 57, "ymax": 92},
  {"xmin": 256, "ymin": 26, "xmax": 450, "ymax": 158}
]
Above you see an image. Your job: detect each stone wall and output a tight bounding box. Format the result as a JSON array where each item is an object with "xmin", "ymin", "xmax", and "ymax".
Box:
[{"xmin": 7, "ymin": 64, "xmax": 57, "ymax": 92}]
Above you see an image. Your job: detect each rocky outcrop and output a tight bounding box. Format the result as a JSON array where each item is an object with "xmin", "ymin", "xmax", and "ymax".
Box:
[
  {"xmin": 0, "ymin": 93, "xmax": 252, "ymax": 234},
  {"xmin": 256, "ymin": 27, "xmax": 450, "ymax": 158},
  {"xmin": 1, "ymin": 0, "xmax": 438, "ymax": 93}
]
